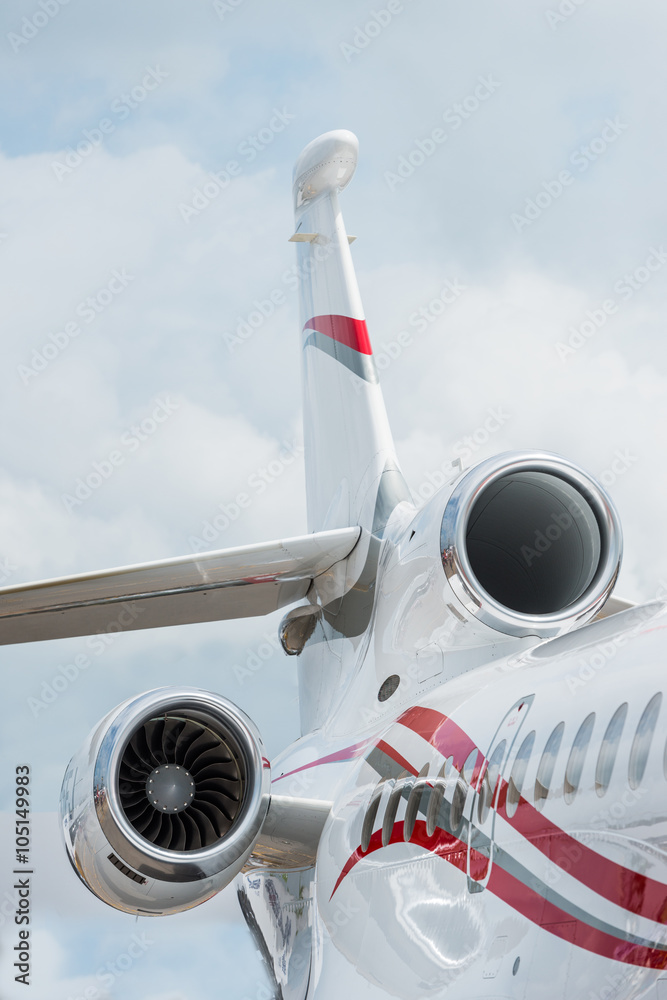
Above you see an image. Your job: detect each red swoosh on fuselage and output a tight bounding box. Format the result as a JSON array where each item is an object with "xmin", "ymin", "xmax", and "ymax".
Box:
[
  {"xmin": 271, "ymin": 739, "xmax": 373, "ymax": 785},
  {"xmin": 390, "ymin": 706, "xmax": 667, "ymax": 926},
  {"xmin": 497, "ymin": 783, "xmax": 667, "ymax": 925},
  {"xmin": 375, "ymin": 738, "xmax": 419, "ymax": 777},
  {"xmin": 331, "ymin": 817, "xmax": 667, "ymax": 969}
]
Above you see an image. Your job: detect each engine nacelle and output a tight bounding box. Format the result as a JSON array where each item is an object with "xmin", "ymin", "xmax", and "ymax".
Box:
[
  {"xmin": 60, "ymin": 687, "xmax": 270, "ymax": 915},
  {"xmin": 378, "ymin": 451, "xmax": 623, "ymax": 667},
  {"xmin": 438, "ymin": 451, "xmax": 622, "ymax": 638}
]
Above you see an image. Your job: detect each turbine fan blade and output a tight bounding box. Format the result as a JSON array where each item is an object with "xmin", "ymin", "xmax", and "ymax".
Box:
[
  {"xmin": 147, "ymin": 719, "xmax": 167, "ymax": 765},
  {"xmin": 189, "ymin": 804, "xmax": 218, "ymax": 846},
  {"xmin": 183, "ymin": 732, "xmax": 221, "ymax": 770},
  {"xmin": 173, "ymin": 720, "xmax": 205, "ymax": 765}
]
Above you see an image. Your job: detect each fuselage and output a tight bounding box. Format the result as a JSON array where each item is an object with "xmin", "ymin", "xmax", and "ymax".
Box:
[
  {"xmin": 247, "ymin": 598, "xmax": 667, "ymax": 999},
  {"xmin": 38, "ymin": 127, "xmax": 662, "ymax": 1000}
]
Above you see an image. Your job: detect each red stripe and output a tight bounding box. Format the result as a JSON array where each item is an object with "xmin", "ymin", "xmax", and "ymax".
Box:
[
  {"xmin": 395, "ymin": 705, "xmax": 667, "ymax": 926},
  {"xmin": 487, "ymin": 862, "xmax": 667, "ymax": 969},
  {"xmin": 331, "ymin": 818, "xmax": 667, "ymax": 969},
  {"xmin": 376, "ymin": 739, "xmax": 419, "ymax": 777},
  {"xmin": 271, "ymin": 739, "xmax": 372, "ymax": 784},
  {"xmin": 397, "ymin": 705, "xmax": 478, "ymax": 772},
  {"xmin": 330, "ymin": 818, "xmax": 468, "ymax": 900},
  {"xmin": 303, "ymin": 315, "xmax": 372, "ymax": 355},
  {"xmin": 499, "ymin": 787, "xmax": 667, "ymax": 925}
]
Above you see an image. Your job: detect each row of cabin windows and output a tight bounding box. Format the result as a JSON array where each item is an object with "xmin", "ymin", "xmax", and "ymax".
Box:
[{"xmin": 503, "ymin": 692, "xmax": 663, "ymax": 816}]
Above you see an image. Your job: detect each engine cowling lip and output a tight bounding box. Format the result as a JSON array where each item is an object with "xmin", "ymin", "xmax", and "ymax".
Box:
[
  {"xmin": 440, "ymin": 451, "xmax": 622, "ymax": 639},
  {"xmin": 93, "ymin": 686, "xmax": 270, "ymax": 883}
]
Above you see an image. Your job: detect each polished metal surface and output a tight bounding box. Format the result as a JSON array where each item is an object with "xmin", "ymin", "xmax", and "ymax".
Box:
[
  {"xmin": 0, "ymin": 527, "xmax": 360, "ymax": 644},
  {"xmin": 440, "ymin": 451, "xmax": 622, "ymax": 638},
  {"xmin": 146, "ymin": 765, "xmax": 195, "ymax": 813},
  {"xmin": 60, "ymin": 687, "xmax": 271, "ymax": 915},
  {"xmin": 251, "ymin": 795, "xmax": 332, "ymax": 869},
  {"xmin": 94, "ymin": 687, "xmax": 270, "ymax": 882}
]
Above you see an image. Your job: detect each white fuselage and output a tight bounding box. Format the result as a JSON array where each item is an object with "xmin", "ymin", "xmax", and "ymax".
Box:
[{"xmin": 252, "ymin": 596, "xmax": 667, "ymax": 1000}]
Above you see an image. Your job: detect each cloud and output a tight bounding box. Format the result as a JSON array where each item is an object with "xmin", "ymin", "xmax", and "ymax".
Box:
[{"xmin": 0, "ymin": 3, "xmax": 666, "ymax": 997}]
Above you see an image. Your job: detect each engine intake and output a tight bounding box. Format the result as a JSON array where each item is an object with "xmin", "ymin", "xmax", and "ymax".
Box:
[
  {"xmin": 440, "ymin": 452, "xmax": 622, "ymax": 638},
  {"xmin": 60, "ymin": 688, "xmax": 270, "ymax": 915}
]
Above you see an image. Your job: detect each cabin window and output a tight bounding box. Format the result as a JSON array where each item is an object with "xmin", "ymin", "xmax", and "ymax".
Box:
[
  {"xmin": 595, "ymin": 703, "xmax": 627, "ymax": 797},
  {"xmin": 449, "ymin": 751, "xmax": 476, "ymax": 832},
  {"xmin": 462, "ymin": 748, "xmax": 478, "ymax": 783},
  {"xmin": 629, "ymin": 692, "xmax": 662, "ymax": 790},
  {"xmin": 564, "ymin": 712, "xmax": 595, "ymax": 804},
  {"xmin": 534, "ymin": 722, "xmax": 565, "ymax": 809},
  {"xmin": 449, "ymin": 770, "xmax": 467, "ymax": 832},
  {"xmin": 478, "ymin": 740, "xmax": 507, "ymax": 825},
  {"xmin": 426, "ymin": 757, "xmax": 451, "ymax": 837},
  {"xmin": 506, "ymin": 730, "xmax": 536, "ymax": 818}
]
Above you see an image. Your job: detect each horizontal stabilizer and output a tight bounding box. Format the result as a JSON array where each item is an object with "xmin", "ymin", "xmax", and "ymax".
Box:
[
  {"xmin": 288, "ymin": 233, "xmax": 356, "ymax": 244},
  {"xmin": 0, "ymin": 528, "xmax": 361, "ymax": 645}
]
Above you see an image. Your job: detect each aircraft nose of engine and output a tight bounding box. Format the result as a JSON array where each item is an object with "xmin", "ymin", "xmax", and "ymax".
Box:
[{"xmin": 293, "ymin": 129, "xmax": 358, "ymax": 209}]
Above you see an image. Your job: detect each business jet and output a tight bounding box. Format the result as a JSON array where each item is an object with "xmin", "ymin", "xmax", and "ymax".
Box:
[{"xmin": 2, "ymin": 130, "xmax": 667, "ymax": 1000}]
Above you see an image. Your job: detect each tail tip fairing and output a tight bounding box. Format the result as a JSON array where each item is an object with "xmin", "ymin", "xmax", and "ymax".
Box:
[{"xmin": 293, "ymin": 129, "xmax": 358, "ymax": 211}]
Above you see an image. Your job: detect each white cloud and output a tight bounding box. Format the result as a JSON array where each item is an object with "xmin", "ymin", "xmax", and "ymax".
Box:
[{"xmin": 0, "ymin": 3, "xmax": 666, "ymax": 997}]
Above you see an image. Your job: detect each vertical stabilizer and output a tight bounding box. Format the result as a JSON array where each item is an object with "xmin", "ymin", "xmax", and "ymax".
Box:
[{"xmin": 292, "ymin": 130, "xmax": 411, "ymax": 535}]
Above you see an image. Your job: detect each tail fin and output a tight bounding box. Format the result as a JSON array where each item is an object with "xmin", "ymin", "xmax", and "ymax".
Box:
[{"xmin": 291, "ymin": 130, "xmax": 411, "ymax": 535}]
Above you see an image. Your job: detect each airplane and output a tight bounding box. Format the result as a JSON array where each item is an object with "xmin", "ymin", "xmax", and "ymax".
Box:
[{"xmin": 2, "ymin": 128, "xmax": 667, "ymax": 1000}]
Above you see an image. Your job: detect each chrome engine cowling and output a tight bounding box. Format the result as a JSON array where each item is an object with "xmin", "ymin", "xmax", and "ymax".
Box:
[
  {"xmin": 60, "ymin": 687, "xmax": 270, "ymax": 915},
  {"xmin": 379, "ymin": 452, "xmax": 624, "ymax": 663},
  {"xmin": 439, "ymin": 452, "xmax": 622, "ymax": 637}
]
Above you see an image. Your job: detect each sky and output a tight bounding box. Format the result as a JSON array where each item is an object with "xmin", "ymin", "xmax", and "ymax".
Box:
[{"xmin": 1, "ymin": 0, "xmax": 667, "ymax": 996}]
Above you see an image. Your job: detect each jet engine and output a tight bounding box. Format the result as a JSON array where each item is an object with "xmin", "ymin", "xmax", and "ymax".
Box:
[
  {"xmin": 381, "ymin": 452, "xmax": 623, "ymax": 657},
  {"xmin": 438, "ymin": 451, "xmax": 623, "ymax": 637},
  {"xmin": 60, "ymin": 687, "xmax": 270, "ymax": 915}
]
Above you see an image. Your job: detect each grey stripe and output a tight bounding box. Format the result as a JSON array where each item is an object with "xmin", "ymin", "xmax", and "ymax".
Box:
[
  {"xmin": 492, "ymin": 838, "xmax": 667, "ymax": 952},
  {"xmin": 304, "ymin": 329, "xmax": 378, "ymax": 383},
  {"xmin": 363, "ymin": 747, "xmax": 667, "ymax": 953}
]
